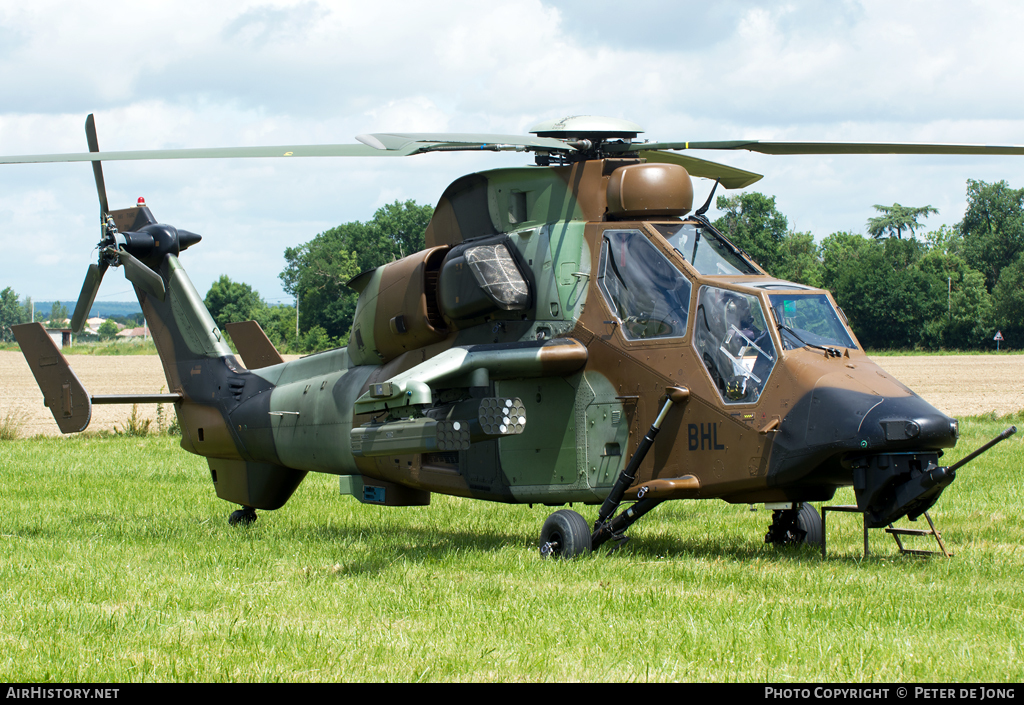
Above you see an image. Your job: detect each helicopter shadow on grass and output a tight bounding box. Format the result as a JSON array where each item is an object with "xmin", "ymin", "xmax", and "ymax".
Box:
[
  {"xmin": 270, "ymin": 509, "xmax": 834, "ymax": 574},
  {"xmin": 269, "ymin": 520, "xmax": 533, "ymax": 577}
]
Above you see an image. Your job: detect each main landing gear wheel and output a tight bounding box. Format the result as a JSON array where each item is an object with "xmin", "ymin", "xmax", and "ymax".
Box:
[
  {"xmin": 765, "ymin": 503, "xmax": 822, "ymax": 547},
  {"xmin": 539, "ymin": 509, "xmax": 592, "ymax": 559},
  {"xmin": 229, "ymin": 506, "xmax": 257, "ymax": 526}
]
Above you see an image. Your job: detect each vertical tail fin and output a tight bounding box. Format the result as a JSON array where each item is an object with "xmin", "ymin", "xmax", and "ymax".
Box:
[{"xmin": 224, "ymin": 321, "xmax": 285, "ymax": 369}]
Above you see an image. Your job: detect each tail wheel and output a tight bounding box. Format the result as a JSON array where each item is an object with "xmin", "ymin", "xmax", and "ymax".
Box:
[
  {"xmin": 539, "ymin": 509, "xmax": 592, "ymax": 559},
  {"xmin": 229, "ymin": 506, "xmax": 257, "ymax": 526},
  {"xmin": 766, "ymin": 503, "xmax": 822, "ymax": 547}
]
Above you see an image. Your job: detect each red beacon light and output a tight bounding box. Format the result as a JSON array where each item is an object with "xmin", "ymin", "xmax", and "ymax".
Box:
[{"xmin": 137, "ymin": 197, "xmax": 146, "ymax": 207}]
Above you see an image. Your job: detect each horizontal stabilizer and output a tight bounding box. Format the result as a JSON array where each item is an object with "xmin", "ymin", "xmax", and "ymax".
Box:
[{"xmin": 12, "ymin": 323, "xmax": 92, "ymax": 433}]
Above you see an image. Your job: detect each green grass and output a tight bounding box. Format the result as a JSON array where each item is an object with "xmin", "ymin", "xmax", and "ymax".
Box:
[
  {"xmin": 1, "ymin": 418, "xmax": 1022, "ymax": 682},
  {"xmin": 0, "ymin": 339, "xmax": 158, "ymax": 355}
]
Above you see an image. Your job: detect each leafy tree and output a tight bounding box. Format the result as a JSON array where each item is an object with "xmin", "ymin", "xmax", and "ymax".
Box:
[
  {"xmin": 923, "ymin": 224, "xmax": 963, "ymax": 257},
  {"xmin": 97, "ymin": 319, "xmax": 120, "ymax": 341},
  {"xmin": 774, "ymin": 231, "xmax": 822, "ymax": 287},
  {"xmin": 204, "ymin": 275, "xmax": 266, "ymax": 330},
  {"xmin": 713, "ymin": 192, "xmax": 788, "ymax": 273},
  {"xmin": 49, "ymin": 301, "xmax": 69, "ymax": 327},
  {"xmin": 826, "ymin": 235, "xmax": 945, "ymax": 349},
  {"xmin": 916, "ymin": 250, "xmax": 992, "ymax": 349},
  {"xmin": 0, "ymin": 287, "xmax": 22, "ymax": 342},
  {"xmin": 362, "ymin": 199, "xmax": 434, "ymax": 269},
  {"xmin": 958, "ymin": 179, "xmax": 1024, "ymax": 292},
  {"xmin": 866, "ymin": 203, "xmax": 938, "ymax": 239},
  {"xmin": 297, "ymin": 325, "xmax": 340, "ymax": 354},
  {"xmin": 255, "ymin": 304, "xmax": 298, "ymax": 351},
  {"xmin": 19, "ymin": 296, "xmax": 32, "ymax": 325},
  {"xmin": 991, "ymin": 254, "xmax": 1024, "ymax": 348},
  {"xmin": 819, "ymin": 231, "xmax": 871, "ymax": 293},
  {"xmin": 280, "ymin": 200, "xmax": 433, "ymax": 343},
  {"xmin": 282, "ymin": 240, "xmax": 361, "ymax": 340}
]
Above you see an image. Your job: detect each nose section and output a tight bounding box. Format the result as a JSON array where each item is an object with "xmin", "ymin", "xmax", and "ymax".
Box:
[
  {"xmin": 805, "ymin": 391, "xmax": 960, "ymax": 528},
  {"xmin": 766, "ymin": 384, "xmax": 961, "ymax": 515},
  {"xmin": 801, "ymin": 385, "xmax": 958, "ymax": 454},
  {"xmin": 857, "ymin": 395, "xmax": 959, "ymax": 453}
]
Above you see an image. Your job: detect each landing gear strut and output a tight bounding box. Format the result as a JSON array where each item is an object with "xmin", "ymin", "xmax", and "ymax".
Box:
[
  {"xmin": 590, "ymin": 393, "xmax": 683, "ymax": 552},
  {"xmin": 229, "ymin": 506, "xmax": 257, "ymax": 526},
  {"xmin": 538, "ymin": 389, "xmax": 687, "ymax": 559}
]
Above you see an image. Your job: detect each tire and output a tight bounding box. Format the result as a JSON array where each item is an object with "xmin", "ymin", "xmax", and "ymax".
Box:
[
  {"xmin": 766, "ymin": 503, "xmax": 822, "ymax": 547},
  {"xmin": 539, "ymin": 509, "xmax": 592, "ymax": 559},
  {"xmin": 796, "ymin": 503, "xmax": 822, "ymax": 547}
]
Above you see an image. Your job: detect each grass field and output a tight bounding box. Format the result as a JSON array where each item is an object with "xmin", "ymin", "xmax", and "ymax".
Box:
[
  {"xmin": 1, "ymin": 416, "xmax": 1022, "ymax": 682},
  {"xmin": 0, "ymin": 340, "xmax": 158, "ymax": 355}
]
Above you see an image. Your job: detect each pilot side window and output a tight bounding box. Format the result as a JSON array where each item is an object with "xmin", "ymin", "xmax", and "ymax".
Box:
[
  {"xmin": 597, "ymin": 229, "xmax": 691, "ymax": 340},
  {"xmin": 694, "ymin": 286, "xmax": 777, "ymax": 404}
]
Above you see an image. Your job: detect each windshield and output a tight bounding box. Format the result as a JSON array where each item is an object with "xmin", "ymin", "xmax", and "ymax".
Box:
[
  {"xmin": 768, "ymin": 293, "xmax": 858, "ymax": 350},
  {"xmin": 652, "ymin": 223, "xmax": 759, "ymax": 276}
]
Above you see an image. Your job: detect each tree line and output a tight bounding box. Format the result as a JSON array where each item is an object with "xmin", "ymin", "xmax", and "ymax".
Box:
[
  {"xmin": 0, "ymin": 295, "xmax": 141, "ymax": 343},
  {"xmin": 204, "ymin": 200, "xmax": 433, "ymax": 354}
]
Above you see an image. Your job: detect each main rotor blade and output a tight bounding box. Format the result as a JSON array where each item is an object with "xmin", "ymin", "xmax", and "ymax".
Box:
[
  {"xmin": 0, "ymin": 143, "xmax": 400, "ymax": 164},
  {"xmin": 117, "ymin": 250, "xmax": 165, "ymax": 301},
  {"xmin": 0, "ymin": 133, "xmax": 576, "ymax": 165},
  {"xmin": 70, "ymin": 262, "xmax": 107, "ymax": 333},
  {"xmin": 639, "ymin": 150, "xmax": 763, "ymax": 189},
  {"xmin": 84, "ymin": 114, "xmax": 109, "ymax": 216},
  {"xmin": 356, "ymin": 132, "xmax": 573, "ymax": 152},
  {"xmin": 632, "ymin": 140, "xmax": 1024, "ymax": 157},
  {"xmin": 0, "ymin": 139, "xmax": 554, "ymax": 165}
]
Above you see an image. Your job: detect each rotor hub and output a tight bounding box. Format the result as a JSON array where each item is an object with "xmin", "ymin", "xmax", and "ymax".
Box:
[
  {"xmin": 529, "ymin": 115, "xmax": 643, "ymax": 141},
  {"xmin": 528, "ymin": 116, "xmax": 644, "ymax": 164}
]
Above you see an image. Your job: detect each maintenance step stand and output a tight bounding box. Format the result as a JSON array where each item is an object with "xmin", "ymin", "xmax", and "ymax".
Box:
[{"xmin": 821, "ymin": 505, "xmax": 952, "ymax": 559}]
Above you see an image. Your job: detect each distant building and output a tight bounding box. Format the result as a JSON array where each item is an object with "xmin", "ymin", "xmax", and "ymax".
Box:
[
  {"xmin": 44, "ymin": 328, "xmax": 73, "ymax": 348},
  {"xmin": 85, "ymin": 317, "xmax": 107, "ymax": 335},
  {"xmin": 117, "ymin": 326, "xmax": 149, "ymax": 339}
]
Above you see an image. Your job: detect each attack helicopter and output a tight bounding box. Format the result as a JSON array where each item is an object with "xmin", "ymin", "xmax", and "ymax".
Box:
[{"xmin": 5, "ymin": 114, "xmax": 1020, "ymax": 558}]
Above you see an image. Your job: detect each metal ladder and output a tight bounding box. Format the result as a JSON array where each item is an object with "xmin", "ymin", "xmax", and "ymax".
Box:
[
  {"xmin": 821, "ymin": 505, "xmax": 952, "ymax": 558},
  {"xmin": 885, "ymin": 511, "xmax": 952, "ymax": 557}
]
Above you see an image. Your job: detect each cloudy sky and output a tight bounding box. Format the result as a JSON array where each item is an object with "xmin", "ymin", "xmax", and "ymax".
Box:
[{"xmin": 2, "ymin": 0, "xmax": 1024, "ymax": 306}]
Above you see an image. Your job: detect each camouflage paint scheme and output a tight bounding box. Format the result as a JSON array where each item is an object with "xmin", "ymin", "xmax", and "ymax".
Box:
[{"xmin": 16, "ymin": 157, "xmax": 960, "ymax": 533}]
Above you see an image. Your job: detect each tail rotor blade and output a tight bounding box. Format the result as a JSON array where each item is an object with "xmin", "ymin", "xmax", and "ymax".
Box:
[
  {"xmin": 117, "ymin": 250, "xmax": 166, "ymax": 301},
  {"xmin": 85, "ymin": 114, "xmax": 109, "ymax": 218},
  {"xmin": 70, "ymin": 262, "xmax": 107, "ymax": 333}
]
